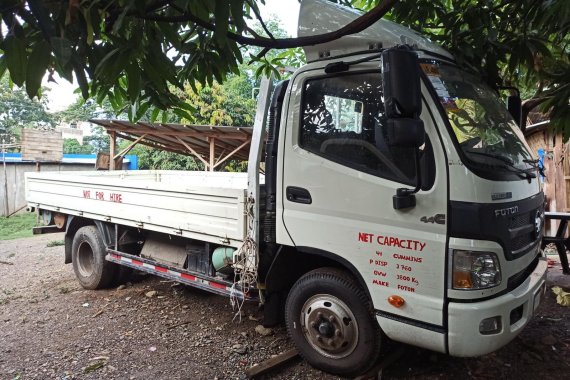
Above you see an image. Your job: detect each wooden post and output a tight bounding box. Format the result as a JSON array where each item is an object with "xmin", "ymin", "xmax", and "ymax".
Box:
[
  {"xmin": 109, "ymin": 131, "xmax": 116, "ymax": 170},
  {"xmin": 2, "ymin": 137, "xmax": 8, "ymax": 217},
  {"xmin": 245, "ymin": 349, "xmax": 299, "ymax": 378},
  {"xmin": 209, "ymin": 137, "xmax": 215, "ymax": 172},
  {"xmin": 554, "ymin": 135, "xmax": 567, "ymax": 235}
]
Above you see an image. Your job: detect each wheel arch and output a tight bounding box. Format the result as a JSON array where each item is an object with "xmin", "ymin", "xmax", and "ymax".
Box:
[
  {"xmin": 64, "ymin": 217, "xmax": 114, "ymax": 264},
  {"xmin": 263, "ymin": 245, "xmax": 372, "ymax": 326}
]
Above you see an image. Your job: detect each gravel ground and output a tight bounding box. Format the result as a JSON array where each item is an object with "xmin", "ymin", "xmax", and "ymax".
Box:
[{"xmin": 1, "ymin": 233, "xmax": 569, "ymax": 380}]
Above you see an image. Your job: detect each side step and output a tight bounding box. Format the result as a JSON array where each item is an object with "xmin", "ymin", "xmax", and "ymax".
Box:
[{"xmin": 106, "ymin": 249, "xmax": 256, "ymax": 301}]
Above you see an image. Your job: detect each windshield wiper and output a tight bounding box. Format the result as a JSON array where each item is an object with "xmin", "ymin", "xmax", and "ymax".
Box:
[
  {"xmin": 500, "ymin": 165, "xmax": 537, "ymax": 180},
  {"xmin": 464, "ymin": 149, "xmax": 514, "ymax": 165},
  {"xmin": 464, "ymin": 149, "xmax": 536, "ymax": 180},
  {"xmin": 523, "ymin": 158, "xmax": 545, "ymax": 178},
  {"xmin": 495, "ymin": 162, "xmax": 537, "ymax": 181}
]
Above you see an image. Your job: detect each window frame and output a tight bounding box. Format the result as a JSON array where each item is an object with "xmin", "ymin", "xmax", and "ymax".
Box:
[
  {"xmin": 420, "ymin": 59, "xmax": 534, "ymax": 182},
  {"xmin": 298, "ymin": 69, "xmax": 426, "ymax": 187}
]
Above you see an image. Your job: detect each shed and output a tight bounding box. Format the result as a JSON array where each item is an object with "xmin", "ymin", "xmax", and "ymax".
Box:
[
  {"xmin": 90, "ymin": 120, "xmax": 253, "ymax": 171},
  {"xmin": 524, "ymin": 113, "xmax": 569, "ymax": 232}
]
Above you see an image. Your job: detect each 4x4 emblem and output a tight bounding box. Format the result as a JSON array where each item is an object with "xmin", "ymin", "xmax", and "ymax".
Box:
[{"xmin": 420, "ymin": 214, "xmax": 446, "ymax": 225}]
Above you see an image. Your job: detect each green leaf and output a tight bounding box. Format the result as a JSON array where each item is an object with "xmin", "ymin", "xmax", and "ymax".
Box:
[
  {"xmin": 230, "ymin": 1, "xmax": 246, "ymax": 32},
  {"xmin": 25, "ymin": 41, "xmax": 51, "ymax": 98},
  {"xmin": 50, "ymin": 37, "xmax": 73, "ymax": 67},
  {"xmin": 214, "ymin": 0, "xmax": 230, "ymax": 46},
  {"xmin": 94, "ymin": 48, "xmax": 120, "ymax": 76},
  {"xmin": 68, "ymin": 56, "xmax": 89, "ymax": 99},
  {"xmin": 125, "ymin": 63, "xmax": 141, "ymax": 101},
  {"xmin": 58, "ymin": 63, "xmax": 74, "ymax": 83},
  {"xmin": 3, "ymin": 35, "xmax": 27, "ymax": 87},
  {"xmin": 0, "ymin": 57, "xmax": 7, "ymax": 79},
  {"xmin": 254, "ymin": 64, "xmax": 265, "ymax": 78},
  {"xmin": 150, "ymin": 107, "xmax": 160, "ymax": 122},
  {"xmin": 82, "ymin": 8, "xmax": 95, "ymax": 45},
  {"xmin": 135, "ymin": 101, "xmax": 151, "ymax": 120},
  {"xmin": 161, "ymin": 110, "xmax": 169, "ymax": 123},
  {"xmin": 177, "ymin": 101, "xmax": 197, "ymax": 114},
  {"xmin": 141, "ymin": 59, "xmax": 166, "ymax": 91},
  {"xmin": 173, "ymin": 108, "xmax": 194, "ymax": 122},
  {"xmin": 157, "ymin": 22, "xmax": 180, "ymax": 49},
  {"xmin": 96, "ymin": 85, "xmax": 111, "ymax": 104}
]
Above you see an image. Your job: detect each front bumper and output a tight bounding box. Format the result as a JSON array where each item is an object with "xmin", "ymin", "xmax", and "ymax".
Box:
[{"xmin": 447, "ymin": 257, "xmax": 547, "ymax": 357}]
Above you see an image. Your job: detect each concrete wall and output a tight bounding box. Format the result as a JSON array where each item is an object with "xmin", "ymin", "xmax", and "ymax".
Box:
[{"xmin": 0, "ymin": 161, "xmax": 130, "ymax": 217}]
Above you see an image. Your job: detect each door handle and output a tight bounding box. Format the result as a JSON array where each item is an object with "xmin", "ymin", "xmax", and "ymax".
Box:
[{"xmin": 286, "ymin": 186, "xmax": 312, "ymax": 204}]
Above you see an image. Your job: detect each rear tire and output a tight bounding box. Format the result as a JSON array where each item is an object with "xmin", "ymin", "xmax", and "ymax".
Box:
[
  {"xmin": 285, "ymin": 267, "xmax": 381, "ymax": 377},
  {"xmin": 72, "ymin": 225, "xmax": 117, "ymax": 289}
]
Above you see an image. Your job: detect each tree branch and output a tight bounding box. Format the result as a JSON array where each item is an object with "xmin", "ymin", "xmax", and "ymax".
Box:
[
  {"xmin": 138, "ymin": 0, "xmax": 398, "ymax": 49},
  {"xmin": 244, "ymin": 25, "xmax": 263, "ymax": 39},
  {"xmin": 249, "ymin": 46, "xmax": 270, "ymax": 64},
  {"xmin": 245, "ymin": 0, "xmax": 275, "ymax": 40}
]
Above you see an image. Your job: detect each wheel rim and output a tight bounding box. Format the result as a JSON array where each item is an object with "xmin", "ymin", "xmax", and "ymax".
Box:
[
  {"xmin": 77, "ymin": 241, "xmax": 95, "ymax": 277},
  {"xmin": 300, "ymin": 294, "xmax": 359, "ymax": 359}
]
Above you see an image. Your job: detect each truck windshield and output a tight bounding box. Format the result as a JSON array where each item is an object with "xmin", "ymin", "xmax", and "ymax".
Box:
[{"xmin": 421, "ymin": 61, "xmax": 535, "ymax": 180}]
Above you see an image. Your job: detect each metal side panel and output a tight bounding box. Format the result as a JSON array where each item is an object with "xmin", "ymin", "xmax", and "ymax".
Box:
[{"xmin": 25, "ymin": 170, "xmax": 247, "ymax": 246}]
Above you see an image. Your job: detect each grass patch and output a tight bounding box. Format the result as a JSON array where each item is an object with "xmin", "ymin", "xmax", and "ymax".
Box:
[
  {"xmin": 47, "ymin": 239, "xmax": 65, "ymax": 247},
  {"xmin": 0, "ymin": 213, "xmax": 37, "ymax": 240}
]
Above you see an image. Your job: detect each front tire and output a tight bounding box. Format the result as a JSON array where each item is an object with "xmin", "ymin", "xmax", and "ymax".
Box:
[
  {"xmin": 285, "ymin": 267, "xmax": 381, "ymax": 377},
  {"xmin": 72, "ymin": 225, "xmax": 117, "ymax": 289}
]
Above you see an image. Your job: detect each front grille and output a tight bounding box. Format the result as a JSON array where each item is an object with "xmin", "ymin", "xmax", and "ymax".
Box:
[
  {"xmin": 508, "ymin": 208, "xmax": 540, "ymax": 258},
  {"xmin": 507, "ymin": 255, "xmax": 539, "ymax": 291},
  {"xmin": 450, "ymin": 193, "xmax": 545, "ymax": 261},
  {"xmin": 511, "ymin": 233, "xmax": 534, "ymax": 251},
  {"xmin": 510, "ymin": 212, "xmax": 530, "ymax": 229}
]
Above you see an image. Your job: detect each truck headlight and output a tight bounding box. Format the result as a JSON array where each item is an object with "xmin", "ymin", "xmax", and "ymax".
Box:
[{"xmin": 452, "ymin": 250, "xmax": 501, "ymax": 290}]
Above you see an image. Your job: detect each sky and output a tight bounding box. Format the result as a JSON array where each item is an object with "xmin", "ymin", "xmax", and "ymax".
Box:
[{"xmin": 43, "ymin": 0, "xmax": 301, "ymax": 113}]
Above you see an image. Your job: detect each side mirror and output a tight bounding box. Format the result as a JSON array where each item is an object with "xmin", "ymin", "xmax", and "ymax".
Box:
[
  {"xmin": 507, "ymin": 94, "xmax": 522, "ymax": 127},
  {"xmin": 382, "ymin": 47, "xmax": 422, "ymax": 118},
  {"xmin": 381, "ymin": 46, "xmax": 425, "ymax": 210},
  {"xmin": 386, "ymin": 118, "xmax": 425, "ymax": 148}
]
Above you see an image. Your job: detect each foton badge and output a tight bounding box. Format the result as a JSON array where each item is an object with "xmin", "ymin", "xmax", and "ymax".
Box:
[{"xmin": 494, "ymin": 206, "xmax": 519, "ymax": 217}]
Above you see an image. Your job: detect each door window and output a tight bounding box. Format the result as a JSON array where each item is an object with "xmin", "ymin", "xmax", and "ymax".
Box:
[{"xmin": 300, "ymin": 72, "xmax": 427, "ymax": 186}]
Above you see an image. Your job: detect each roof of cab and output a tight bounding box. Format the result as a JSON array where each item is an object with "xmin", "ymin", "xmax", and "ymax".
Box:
[{"xmin": 298, "ymin": 0, "xmax": 454, "ymax": 62}]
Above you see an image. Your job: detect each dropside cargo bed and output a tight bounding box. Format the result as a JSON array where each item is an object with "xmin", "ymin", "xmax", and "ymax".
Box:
[{"xmin": 25, "ymin": 170, "xmax": 252, "ymax": 247}]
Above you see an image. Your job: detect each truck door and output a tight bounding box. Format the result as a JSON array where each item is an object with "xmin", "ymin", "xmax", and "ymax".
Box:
[{"xmin": 280, "ymin": 67, "xmax": 449, "ymax": 333}]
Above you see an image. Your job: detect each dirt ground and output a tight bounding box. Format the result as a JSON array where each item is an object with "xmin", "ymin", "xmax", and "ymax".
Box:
[{"xmin": 1, "ymin": 234, "xmax": 570, "ymax": 380}]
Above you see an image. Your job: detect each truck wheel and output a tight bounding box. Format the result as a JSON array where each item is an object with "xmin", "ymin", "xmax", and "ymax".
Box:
[
  {"xmin": 285, "ymin": 268, "xmax": 381, "ymax": 377},
  {"xmin": 72, "ymin": 226, "xmax": 116, "ymax": 289}
]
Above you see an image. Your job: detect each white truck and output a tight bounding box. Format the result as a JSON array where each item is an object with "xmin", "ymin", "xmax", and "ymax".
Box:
[{"xmin": 25, "ymin": 0, "xmax": 547, "ymax": 376}]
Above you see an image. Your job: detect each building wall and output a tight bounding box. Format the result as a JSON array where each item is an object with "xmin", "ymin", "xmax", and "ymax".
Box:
[{"xmin": 20, "ymin": 129, "xmax": 63, "ymax": 162}]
